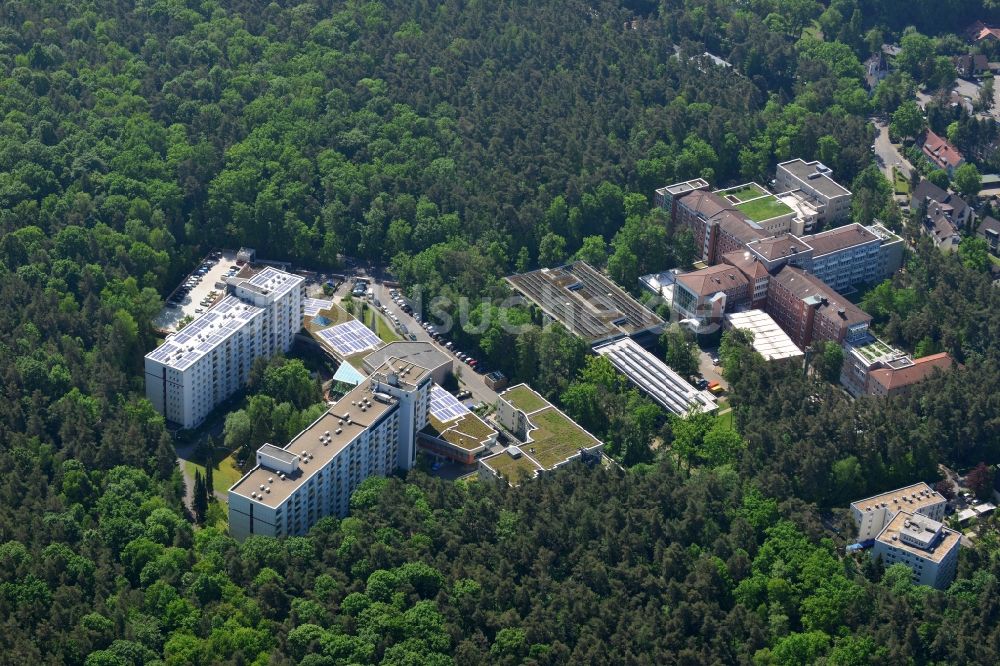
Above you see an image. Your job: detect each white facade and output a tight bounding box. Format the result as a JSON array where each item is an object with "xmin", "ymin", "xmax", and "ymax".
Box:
[
  {"xmin": 145, "ymin": 267, "xmax": 305, "ymax": 429},
  {"xmin": 145, "ymin": 297, "xmax": 265, "ymax": 428},
  {"xmin": 810, "ymin": 236, "xmax": 882, "ymax": 292},
  {"xmin": 228, "ymin": 359, "xmax": 431, "ymax": 540},
  {"xmin": 232, "ymin": 266, "xmax": 305, "ymax": 356},
  {"xmin": 775, "ymin": 159, "xmax": 852, "ymax": 224},
  {"xmin": 873, "ymin": 512, "xmax": 961, "ymax": 589},
  {"xmin": 850, "ymin": 482, "xmax": 947, "ymax": 542}
]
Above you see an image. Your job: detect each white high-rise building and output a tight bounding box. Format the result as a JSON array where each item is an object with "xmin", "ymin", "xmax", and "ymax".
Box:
[
  {"xmin": 227, "ymin": 358, "xmax": 431, "ymax": 540},
  {"xmin": 873, "ymin": 511, "xmax": 961, "ymax": 589},
  {"xmin": 850, "ymin": 482, "xmax": 947, "ymax": 542},
  {"xmin": 144, "ymin": 267, "xmax": 305, "ymax": 429},
  {"xmin": 231, "ymin": 266, "xmax": 305, "ymax": 356}
]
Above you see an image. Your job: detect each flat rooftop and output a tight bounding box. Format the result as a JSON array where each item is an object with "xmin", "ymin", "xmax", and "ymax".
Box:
[
  {"xmin": 426, "ymin": 411, "xmax": 496, "ymax": 452},
  {"xmin": 497, "ymin": 384, "xmax": 603, "ymax": 470},
  {"xmin": 778, "ymin": 159, "xmax": 851, "ymax": 198},
  {"xmin": 236, "ymin": 266, "xmax": 305, "ymax": 300},
  {"xmin": 735, "ymin": 195, "xmax": 793, "ymax": 222},
  {"xmin": 594, "ymin": 338, "xmax": 718, "ymax": 415},
  {"xmin": 505, "ymin": 261, "xmax": 664, "ymax": 344},
  {"xmin": 724, "ymin": 310, "xmax": 803, "ymax": 361},
  {"xmin": 315, "ymin": 319, "xmax": 383, "ymax": 359},
  {"xmin": 481, "ymin": 449, "xmax": 543, "ymax": 486},
  {"xmin": 851, "ymin": 482, "xmax": 945, "ymax": 514},
  {"xmin": 846, "ymin": 336, "xmax": 902, "ymax": 365},
  {"xmin": 657, "ymin": 178, "xmax": 710, "ymax": 198},
  {"xmin": 877, "ymin": 511, "xmax": 960, "ymax": 564},
  {"xmin": 363, "ymin": 341, "xmax": 451, "ymax": 375},
  {"xmin": 802, "ymin": 223, "xmax": 879, "ymax": 257},
  {"xmin": 229, "ymin": 357, "xmax": 429, "ymax": 507},
  {"xmin": 229, "ymin": 386, "xmax": 396, "ymax": 507},
  {"xmin": 147, "ymin": 296, "xmax": 264, "ymax": 371}
]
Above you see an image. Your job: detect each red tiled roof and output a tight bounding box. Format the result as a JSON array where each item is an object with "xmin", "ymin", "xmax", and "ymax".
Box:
[
  {"xmin": 804, "ymin": 223, "xmax": 879, "ymax": 257},
  {"xmin": 677, "ymin": 189, "xmax": 739, "ymax": 219},
  {"xmin": 966, "ymin": 20, "xmax": 1000, "ymax": 42},
  {"xmin": 870, "ymin": 353, "xmax": 953, "ymax": 391},
  {"xmin": 722, "ymin": 250, "xmax": 771, "ymax": 280},
  {"xmin": 676, "ymin": 264, "xmax": 749, "ymax": 297},
  {"xmin": 921, "ymin": 130, "xmax": 965, "ymax": 170},
  {"xmin": 771, "ymin": 266, "xmax": 871, "ymax": 328},
  {"xmin": 747, "ymin": 234, "xmax": 811, "ymax": 261}
]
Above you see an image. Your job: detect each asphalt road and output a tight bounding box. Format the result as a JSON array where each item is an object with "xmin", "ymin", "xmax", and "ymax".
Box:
[
  {"xmin": 369, "ymin": 281, "xmax": 501, "ymax": 406},
  {"xmin": 872, "ymin": 119, "xmax": 912, "ymax": 182}
]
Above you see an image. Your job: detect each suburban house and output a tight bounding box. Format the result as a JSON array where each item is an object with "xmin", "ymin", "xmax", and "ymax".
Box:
[
  {"xmin": 966, "ymin": 20, "xmax": 1000, "ymax": 43},
  {"xmin": 864, "ymin": 51, "xmax": 888, "ymax": 90},
  {"xmin": 920, "ymin": 130, "xmax": 966, "ymax": 177},
  {"xmin": 977, "ymin": 216, "xmax": 1000, "ymax": 255},
  {"xmin": 910, "ymin": 180, "xmax": 974, "ymax": 229},
  {"xmin": 954, "ymin": 53, "xmax": 990, "ymax": 78}
]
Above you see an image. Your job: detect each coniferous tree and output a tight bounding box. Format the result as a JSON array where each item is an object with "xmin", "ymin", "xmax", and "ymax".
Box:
[
  {"xmin": 203, "ymin": 440, "xmax": 215, "ymax": 502},
  {"xmin": 193, "ymin": 470, "xmax": 208, "ymax": 524}
]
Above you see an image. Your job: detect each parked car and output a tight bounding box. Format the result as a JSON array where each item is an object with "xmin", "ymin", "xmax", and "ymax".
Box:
[
  {"xmin": 456, "ymin": 390, "xmax": 472, "ymax": 400},
  {"xmin": 195, "ymin": 308, "xmax": 204, "ymax": 313}
]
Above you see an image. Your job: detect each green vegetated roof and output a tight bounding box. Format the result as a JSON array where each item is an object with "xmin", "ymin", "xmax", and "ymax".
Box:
[
  {"xmin": 503, "ymin": 385, "xmax": 547, "ymax": 413},
  {"xmin": 735, "ymin": 195, "xmax": 793, "ymax": 222},
  {"xmin": 484, "ymin": 451, "xmax": 540, "ymax": 485},
  {"xmin": 856, "ymin": 338, "xmax": 895, "ymax": 362},
  {"xmin": 427, "ymin": 413, "xmax": 495, "ymax": 451},
  {"xmin": 522, "ymin": 407, "xmax": 600, "ymax": 469},
  {"xmin": 717, "ymin": 183, "xmax": 767, "ymax": 203}
]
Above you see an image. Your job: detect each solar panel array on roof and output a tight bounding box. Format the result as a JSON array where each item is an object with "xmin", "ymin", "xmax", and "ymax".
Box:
[
  {"xmin": 303, "ymin": 298, "xmax": 334, "ymax": 316},
  {"xmin": 244, "ymin": 266, "xmax": 303, "ymax": 300},
  {"xmin": 147, "ymin": 296, "xmax": 264, "ymax": 370},
  {"xmin": 505, "ymin": 261, "xmax": 664, "ymax": 344},
  {"xmin": 316, "ymin": 320, "xmax": 382, "ymax": 356},
  {"xmin": 594, "ymin": 338, "xmax": 717, "ymax": 416},
  {"xmin": 429, "ymin": 384, "xmax": 470, "ymax": 423}
]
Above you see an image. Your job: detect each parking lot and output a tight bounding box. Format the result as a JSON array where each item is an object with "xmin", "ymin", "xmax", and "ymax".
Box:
[
  {"xmin": 697, "ymin": 347, "xmax": 728, "ymax": 391},
  {"xmin": 152, "ymin": 250, "xmax": 239, "ymax": 333}
]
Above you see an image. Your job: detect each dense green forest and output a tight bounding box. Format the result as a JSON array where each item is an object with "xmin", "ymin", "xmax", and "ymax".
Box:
[{"xmin": 3, "ymin": 0, "xmax": 1000, "ymax": 663}]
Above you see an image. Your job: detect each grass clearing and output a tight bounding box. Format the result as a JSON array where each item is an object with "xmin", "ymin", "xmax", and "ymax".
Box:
[
  {"xmin": 736, "ymin": 196, "xmax": 793, "ymax": 222},
  {"xmin": 183, "ymin": 451, "xmax": 245, "ymax": 497},
  {"xmin": 370, "ymin": 310, "xmax": 401, "ymax": 343},
  {"xmin": 892, "ymin": 167, "xmax": 910, "ymax": 195}
]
